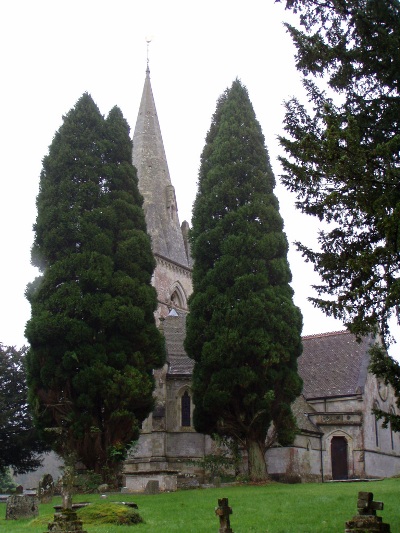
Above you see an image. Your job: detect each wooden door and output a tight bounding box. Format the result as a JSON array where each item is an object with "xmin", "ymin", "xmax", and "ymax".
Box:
[{"xmin": 331, "ymin": 436, "xmax": 348, "ymax": 480}]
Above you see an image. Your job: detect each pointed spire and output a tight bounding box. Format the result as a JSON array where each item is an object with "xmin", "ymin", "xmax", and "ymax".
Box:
[{"xmin": 132, "ymin": 69, "xmax": 190, "ymax": 267}]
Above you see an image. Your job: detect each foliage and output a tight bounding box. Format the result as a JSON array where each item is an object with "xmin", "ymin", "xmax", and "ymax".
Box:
[
  {"xmin": 188, "ymin": 453, "xmax": 234, "ymax": 479},
  {"xmin": 185, "ymin": 79, "xmax": 303, "ymax": 480},
  {"xmin": 73, "ymin": 470, "xmax": 103, "ymax": 494},
  {"xmin": 25, "ymin": 94, "xmax": 165, "ymax": 478},
  {"xmin": 0, "ymin": 469, "xmax": 18, "ymax": 493},
  {"xmin": 0, "ymin": 344, "xmax": 47, "ymax": 475},
  {"xmin": 279, "ymin": 0, "xmax": 400, "ymax": 422}
]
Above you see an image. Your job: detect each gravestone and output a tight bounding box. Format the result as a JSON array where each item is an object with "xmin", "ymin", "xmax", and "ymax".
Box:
[
  {"xmin": 6, "ymin": 494, "xmax": 39, "ymax": 520},
  {"xmin": 345, "ymin": 492, "xmax": 390, "ymax": 533},
  {"xmin": 46, "ymin": 509, "xmax": 87, "ymax": 533},
  {"xmin": 215, "ymin": 498, "xmax": 234, "ymax": 533},
  {"xmin": 144, "ymin": 480, "xmax": 160, "ymax": 494},
  {"xmin": 38, "ymin": 474, "xmax": 54, "ymax": 503},
  {"xmin": 98, "ymin": 483, "xmax": 109, "ymax": 493},
  {"xmin": 15, "ymin": 485, "xmax": 23, "ymax": 494}
]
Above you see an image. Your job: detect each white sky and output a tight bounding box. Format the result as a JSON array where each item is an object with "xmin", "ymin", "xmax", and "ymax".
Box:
[{"xmin": 1, "ymin": 0, "xmax": 354, "ymax": 349}]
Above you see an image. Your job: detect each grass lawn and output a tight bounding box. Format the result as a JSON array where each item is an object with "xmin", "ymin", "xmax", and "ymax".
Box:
[{"xmin": 1, "ymin": 478, "xmax": 399, "ymax": 533}]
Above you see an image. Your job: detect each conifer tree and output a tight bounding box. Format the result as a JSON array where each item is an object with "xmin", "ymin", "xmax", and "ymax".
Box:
[
  {"xmin": 0, "ymin": 344, "xmax": 47, "ymax": 475},
  {"xmin": 279, "ymin": 0, "xmax": 400, "ymax": 429},
  {"xmin": 25, "ymin": 94, "xmax": 165, "ymax": 479},
  {"xmin": 185, "ymin": 80, "xmax": 303, "ymax": 481}
]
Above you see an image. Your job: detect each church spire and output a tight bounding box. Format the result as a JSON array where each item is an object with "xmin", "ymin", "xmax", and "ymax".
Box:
[{"xmin": 132, "ymin": 67, "xmax": 190, "ymax": 267}]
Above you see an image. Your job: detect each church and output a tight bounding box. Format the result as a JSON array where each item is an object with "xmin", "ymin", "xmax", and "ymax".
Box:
[
  {"xmin": 122, "ymin": 67, "xmax": 400, "ymax": 491},
  {"xmin": 13, "ymin": 67, "xmax": 400, "ymax": 492}
]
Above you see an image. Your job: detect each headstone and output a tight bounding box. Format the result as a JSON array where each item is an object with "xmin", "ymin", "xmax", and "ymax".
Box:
[
  {"xmin": 215, "ymin": 497, "xmax": 234, "ymax": 533},
  {"xmin": 6, "ymin": 494, "xmax": 39, "ymax": 520},
  {"xmin": 46, "ymin": 509, "xmax": 87, "ymax": 533},
  {"xmin": 144, "ymin": 480, "xmax": 160, "ymax": 494},
  {"xmin": 15, "ymin": 485, "xmax": 23, "ymax": 494},
  {"xmin": 345, "ymin": 492, "xmax": 390, "ymax": 533},
  {"xmin": 38, "ymin": 474, "xmax": 54, "ymax": 503}
]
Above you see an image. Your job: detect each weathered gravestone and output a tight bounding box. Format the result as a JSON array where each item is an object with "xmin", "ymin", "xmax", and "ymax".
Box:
[
  {"xmin": 144, "ymin": 480, "xmax": 160, "ymax": 494},
  {"xmin": 345, "ymin": 491, "xmax": 390, "ymax": 533},
  {"xmin": 46, "ymin": 508, "xmax": 88, "ymax": 533},
  {"xmin": 38, "ymin": 474, "xmax": 54, "ymax": 503},
  {"xmin": 6, "ymin": 494, "xmax": 39, "ymax": 520},
  {"xmin": 215, "ymin": 498, "xmax": 234, "ymax": 533}
]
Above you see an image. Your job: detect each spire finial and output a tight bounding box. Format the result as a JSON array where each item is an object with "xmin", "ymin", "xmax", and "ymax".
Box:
[{"xmin": 146, "ymin": 36, "xmax": 152, "ymax": 74}]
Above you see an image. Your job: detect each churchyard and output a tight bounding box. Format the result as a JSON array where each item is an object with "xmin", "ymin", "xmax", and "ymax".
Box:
[{"xmin": 1, "ymin": 478, "xmax": 399, "ymax": 532}]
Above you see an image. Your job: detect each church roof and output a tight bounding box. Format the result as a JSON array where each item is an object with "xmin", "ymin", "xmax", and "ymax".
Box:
[
  {"xmin": 299, "ymin": 330, "xmax": 373, "ymax": 400},
  {"xmin": 161, "ymin": 315, "xmax": 373, "ymax": 401},
  {"xmin": 162, "ymin": 313, "xmax": 194, "ymax": 375},
  {"xmin": 132, "ymin": 68, "xmax": 190, "ymax": 267}
]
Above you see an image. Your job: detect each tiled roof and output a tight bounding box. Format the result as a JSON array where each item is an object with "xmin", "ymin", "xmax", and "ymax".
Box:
[
  {"xmin": 162, "ymin": 313, "xmax": 194, "ymax": 375},
  {"xmin": 299, "ymin": 330, "xmax": 372, "ymax": 400}
]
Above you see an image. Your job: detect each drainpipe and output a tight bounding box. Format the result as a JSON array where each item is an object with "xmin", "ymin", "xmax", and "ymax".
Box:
[{"xmin": 320, "ymin": 433, "xmax": 324, "ymax": 483}]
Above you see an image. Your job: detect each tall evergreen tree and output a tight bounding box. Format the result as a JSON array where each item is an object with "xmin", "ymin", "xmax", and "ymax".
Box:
[
  {"xmin": 279, "ymin": 0, "xmax": 400, "ymax": 429},
  {"xmin": 25, "ymin": 94, "xmax": 165, "ymax": 479},
  {"xmin": 0, "ymin": 344, "xmax": 47, "ymax": 475},
  {"xmin": 185, "ymin": 80, "xmax": 303, "ymax": 481}
]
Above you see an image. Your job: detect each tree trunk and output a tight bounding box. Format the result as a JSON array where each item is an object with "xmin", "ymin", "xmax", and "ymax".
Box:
[{"xmin": 247, "ymin": 438, "xmax": 268, "ymax": 481}]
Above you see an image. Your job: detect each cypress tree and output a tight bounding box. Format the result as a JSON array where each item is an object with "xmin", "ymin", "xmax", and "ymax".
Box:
[
  {"xmin": 25, "ymin": 94, "xmax": 165, "ymax": 479},
  {"xmin": 185, "ymin": 80, "xmax": 303, "ymax": 481}
]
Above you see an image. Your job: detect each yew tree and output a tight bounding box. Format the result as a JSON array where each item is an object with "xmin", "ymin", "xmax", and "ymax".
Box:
[
  {"xmin": 185, "ymin": 80, "xmax": 303, "ymax": 481},
  {"xmin": 279, "ymin": 0, "xmax": 400, "ymax": 428},
  {"xmin": 25, "ymin": 94, "xmax": 165, "ymax": 478}
]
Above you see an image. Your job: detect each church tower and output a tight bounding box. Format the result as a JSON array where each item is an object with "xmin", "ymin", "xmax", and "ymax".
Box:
[
  {"xmin": 123, "ymin": 67, "xmax": 208, "ymax": 492},
  {"xmin": 132, "ymin": 65, "xmax": 192, "ymax": 320}
]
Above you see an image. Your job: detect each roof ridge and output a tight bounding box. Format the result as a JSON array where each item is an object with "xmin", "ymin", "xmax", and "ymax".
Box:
[{"xmin": 302, "ymin": 329, "xmax": 348, "ymax": 340}]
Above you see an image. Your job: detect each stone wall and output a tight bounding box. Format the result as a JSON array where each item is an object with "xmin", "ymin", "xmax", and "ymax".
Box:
[{"xmin": 124, "ymin": 472, "xmax": 177, "ymax": 492}]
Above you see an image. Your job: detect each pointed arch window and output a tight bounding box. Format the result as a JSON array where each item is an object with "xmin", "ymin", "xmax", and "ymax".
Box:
[
  {"xmin": 181, "ymin": 391, "xmax": 191, "ymax": 427},
  {"xmin": 374, "ymin": 401, "xmax": 380, "ymax": 447},
  {"xmin": 390, "ymin": 407, "xmax": 395, "ymax": 450}
]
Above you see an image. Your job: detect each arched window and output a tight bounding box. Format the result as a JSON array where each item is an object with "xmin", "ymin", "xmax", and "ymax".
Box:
[
  {"xmin": 169, "ymin": 282, "xmax": 188, "ymax": 311},
  {"xmin": 374, "ymin": 401, "xmax": 380, "ymax": 447},
  {"xmin": 390, "ymin": 407, "xmax": 395, "ymax": 450},
  {"xmin": 181, "ymin": 391, "xmax": 191, "ymax": 427}
]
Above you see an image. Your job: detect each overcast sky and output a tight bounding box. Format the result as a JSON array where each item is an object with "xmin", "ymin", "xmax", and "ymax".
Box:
[{"xmin": 0, "ymin": 0, "xmax": 350, "ymax": 349}]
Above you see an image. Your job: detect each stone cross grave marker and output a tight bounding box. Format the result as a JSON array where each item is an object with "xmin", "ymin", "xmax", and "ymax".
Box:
[
  {"xmin": 345, "ymin": 491, "xmax": 390, "ymax": 533},
  {"xmin": 215, "ymin": 497, "xmax": 234, "ymax": 533}
]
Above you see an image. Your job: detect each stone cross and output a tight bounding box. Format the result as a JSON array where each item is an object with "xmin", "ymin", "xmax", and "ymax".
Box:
[
  {"xmin": 215, "ymin": 498, "xmax": 234, "ymax": 533},
  {"xmin": 357, "ymin": 492, "xmax": 384, "ymax": 516},
  {"xmin": 61, "ymin": 465, "xmax": 74, "ymax": 510},
  {"xmin": 345, "ymin": 492, "xmax": 390, "ymax": 533}
]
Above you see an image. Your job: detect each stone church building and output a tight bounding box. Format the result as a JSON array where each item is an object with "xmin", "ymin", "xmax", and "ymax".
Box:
[{"xmin": 122, "ymin": 67, "xmax": 400, "ymax": 491}]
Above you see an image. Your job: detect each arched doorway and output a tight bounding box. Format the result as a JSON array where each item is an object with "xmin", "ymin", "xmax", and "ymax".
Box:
[{"xmin": 331, "ymin": 436, "xmax": 348, "ymax": 480}]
